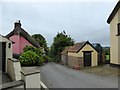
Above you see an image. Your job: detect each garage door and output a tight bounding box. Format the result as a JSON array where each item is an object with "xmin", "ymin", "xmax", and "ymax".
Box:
[
  {"xmin": 0, "ymin": 42, "xmax": 6, "ymax": 72},
  {"xmin": 84, "ymin": 51, "xmax": 92, "ymax": 66}
]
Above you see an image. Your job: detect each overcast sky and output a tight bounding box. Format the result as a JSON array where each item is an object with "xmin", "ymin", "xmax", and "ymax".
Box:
[{"xmin": 0, "ymin": 0, "xmax": 118, "ymax": 47}]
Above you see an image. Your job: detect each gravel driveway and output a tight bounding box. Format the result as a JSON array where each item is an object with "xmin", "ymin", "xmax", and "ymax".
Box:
[{"xmin": 40, "ymin": 63, "xmax": 118, "ymax": 88}]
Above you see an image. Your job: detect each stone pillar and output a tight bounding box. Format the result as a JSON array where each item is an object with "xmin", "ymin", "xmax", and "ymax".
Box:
[
  {"xmin": 21, "ymin": 67, "xmax": 41, "ymax": 89},
  {"xmin": 7, "ymin": 58, "xmax": 21, "ymax": 81}
]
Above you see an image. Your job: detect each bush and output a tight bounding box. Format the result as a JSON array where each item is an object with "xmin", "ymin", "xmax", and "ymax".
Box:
[
  {"xmin": 23, "ymin": 45, "xmax": 36, "ymax": 52},
  {"xmin": 19, "ymin": 51, "xmax": 43, "ymax": 66},
  {"xmin": 43, "ymin": 55, "xmax": 52, "ymax": 63},
  {"xmin": 23, "ymin": 45, "xmax": 43, "ymax": 55},
  {"xmin": 20, "ymin": 45, "xmax": 51, "ymax": 66}
]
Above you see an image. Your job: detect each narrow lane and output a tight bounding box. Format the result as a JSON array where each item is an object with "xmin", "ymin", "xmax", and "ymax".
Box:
[{"xmin": 40, "ymin": 63, "xmax": 118, "ymax": 88}]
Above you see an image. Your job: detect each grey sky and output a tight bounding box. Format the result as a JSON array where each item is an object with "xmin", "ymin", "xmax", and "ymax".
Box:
[{"xmin": 1, "ymin": 1, "xmax": 117, "ymax": 47}]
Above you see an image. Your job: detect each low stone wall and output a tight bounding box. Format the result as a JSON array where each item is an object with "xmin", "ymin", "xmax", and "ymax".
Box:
[
  {"xmin": 6, "ymin": 59, "xmax": 41, "ymax": 89},
  {"xmin": 68, "ymin": 56, "xmax": 84, "ymax": 69},
  {"xmin": 7, "ymin": 58, "xmax": 21, "ymax": 81},
  {"xmin": 21, "ymin": 67, "xmax": 41, "ymax": 89}
]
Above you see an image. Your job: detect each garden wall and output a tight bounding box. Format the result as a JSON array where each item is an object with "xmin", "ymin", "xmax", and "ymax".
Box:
[
  {"xmin": 7, "ymin": 58, "xmax": 21, "ymax": 81},
  {"xmin": 68, "ymin": 56, "xmax": 84, "ymax": 69}
]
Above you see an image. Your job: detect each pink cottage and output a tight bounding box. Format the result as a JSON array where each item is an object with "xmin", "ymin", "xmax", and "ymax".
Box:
[{"xmin": 6, "ymin": 20, "xmax": 40, "ymax": 56}]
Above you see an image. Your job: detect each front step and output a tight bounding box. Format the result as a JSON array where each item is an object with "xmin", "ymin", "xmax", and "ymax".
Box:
[{"xmin": 1, "ymin": 80, "xmax": 25, "ymax": 90}]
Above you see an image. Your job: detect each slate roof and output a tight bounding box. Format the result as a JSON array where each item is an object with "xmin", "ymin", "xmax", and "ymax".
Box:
[
  {"xmin": 61, "ymin": 46, "xmax": 72, "ymax": 55},
  {"xmin": 68, "ymin": 41, "xmax": 98, "ymax": 53},
  {"xmin": 107, "ymin": 1, "xmax": 120, "ymax": 24},
  {"xmin": 5, "ymin": 21, "xmax": 40, "ymax": 48}
]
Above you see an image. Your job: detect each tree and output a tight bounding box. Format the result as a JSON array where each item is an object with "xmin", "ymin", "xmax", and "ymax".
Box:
[
  {"xmin": 50, "ymin": 31, "xmax": 74, "ymax": 62},
  {"xmin": 32, "ymin": 34, "xmax": 48, "ymax": 54}
]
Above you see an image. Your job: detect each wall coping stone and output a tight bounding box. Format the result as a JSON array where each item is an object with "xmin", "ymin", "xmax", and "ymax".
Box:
[
  {"xmin": 8, "ymin": 58, "xmax": 19, "ymax": 62},
  {"xmin": 21, "ymin": 67, "xmax": 40, "ymax": 76}
]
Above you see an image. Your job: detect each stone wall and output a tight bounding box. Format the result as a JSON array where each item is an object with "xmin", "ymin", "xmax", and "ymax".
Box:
[
  {"xmin": 68, "ymin": 56, "xmax": 84, "ymax": 69},
  {"xmin": 61, "ymin": 55, "xmax": 68, "ymax": 65},
  {"xmin": 21, "ymin": 67, "xmax": 41, "ymax": 89},
  {"xmin": 7, "ymin": 58, "xmax": 21, "ymax": 81}
]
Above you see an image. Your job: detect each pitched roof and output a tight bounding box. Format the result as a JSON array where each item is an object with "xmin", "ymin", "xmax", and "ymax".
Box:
[
  {"xmin": 61, "ymin": 46, "xmax": 72, "ymax": 55},
  {"xmin": 5, "ymin": 21, "xmax": 40, "ymax": 48},
  {"xmin": 68, "ymin": 41, "xmax": 98, "ymax": 53},
  {"xmin": 107, "ymin": 1, "xmax": 120, "ymax": 24}
]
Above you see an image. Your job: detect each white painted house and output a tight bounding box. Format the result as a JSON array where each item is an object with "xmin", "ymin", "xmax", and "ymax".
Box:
[
  {"xmin": 0, "ymin": 34, "xmax": 12, "ymax": 72},
  {"xmin": 107, "ymin": 0, "xmax": 120, "ymax": 67}
]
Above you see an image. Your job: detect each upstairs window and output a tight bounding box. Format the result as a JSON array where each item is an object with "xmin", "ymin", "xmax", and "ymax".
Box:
[{"xmin": 118, "ymin": 23, "xmax": 120, "ymax": 35}]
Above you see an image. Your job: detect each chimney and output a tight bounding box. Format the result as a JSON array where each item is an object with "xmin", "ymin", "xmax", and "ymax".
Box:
[{"xmin": 14, "ymin": 20, "xmax": 21, "ymax": 28}]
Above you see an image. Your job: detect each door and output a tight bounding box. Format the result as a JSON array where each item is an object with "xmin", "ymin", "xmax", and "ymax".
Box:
[
  {"xmin": 0, "ymin": 42, "xmax": 6, "ymax": 72},
  {"xmin": 84, "ymin": 51, "xmax": 92, "ymax": 66}
]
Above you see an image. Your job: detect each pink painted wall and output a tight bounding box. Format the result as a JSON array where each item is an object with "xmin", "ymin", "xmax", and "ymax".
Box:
[
  {"xmin": 20, "ymin": 36, "xmax": 33, "ymax": 53},
  {"xmin": 10, "ymin": 35, "xmax": 20, "ymax": 54},
  {"xmin": 10, "ymin": 35, "xmax": 33, "ymax": 54}
]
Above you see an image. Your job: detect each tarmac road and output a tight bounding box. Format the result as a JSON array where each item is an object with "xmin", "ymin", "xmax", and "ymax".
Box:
[{"xmin": 40, "ymin": 63, "xmax": 118, "ymax": 88}]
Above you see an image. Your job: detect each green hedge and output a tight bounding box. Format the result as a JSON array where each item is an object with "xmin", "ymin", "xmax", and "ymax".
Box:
[{"xmin": 19, "ymin": 50, "xmax": 43, "ymax": 66}]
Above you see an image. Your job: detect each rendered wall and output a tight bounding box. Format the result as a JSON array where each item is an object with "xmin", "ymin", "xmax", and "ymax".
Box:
[
  {"xmin": 10, "ymin": 35, "xmax": 20, "ymax": 54},
  {"xmin": 21, "ymin": 67, "xmax": 41, "ymax": 89},
  {"xmin": 20, "ymin": 36, "xmax": 33, "ymax": 53},
  {"xmin": 10, "ymin": 35, "xmax": 33, "ymax": 54},
  {"xmin": 7, "ymin": 58, "xmax": 21, "ymax": 81},
  {"xmin": 0, "ymin": 36, "xmax": 12, "ymax": 72},
  {"xmin": 110, "ymin": 9, "xmax": 120, "ymax": 65}
]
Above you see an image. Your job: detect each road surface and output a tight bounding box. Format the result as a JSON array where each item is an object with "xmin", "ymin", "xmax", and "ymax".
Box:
[{"xmin": 40, "ymin": 63, "xmax": 118, "ymax": 88}]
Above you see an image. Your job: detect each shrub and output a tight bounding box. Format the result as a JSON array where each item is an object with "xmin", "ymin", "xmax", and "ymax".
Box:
[
  {"xmin": 43, "ymin": 55, "xmax": 52, "ymax": 63},
  {"xmin": 20, "ymin": 45, "xmax": 51, "ymax": 66},
  {"xmin": 23, "ymin": 45, "xmax": 43, "ymax": 55},
  {"xmin": 19, "ymin": 51, "xmax": 43, "ymax": 66},
  {"xmin": 23, "ymin": 45, "xmax": 37, "ymax": 52}
]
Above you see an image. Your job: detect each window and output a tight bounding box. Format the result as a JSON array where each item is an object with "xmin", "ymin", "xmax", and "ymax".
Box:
[{"xmin": 118, "ymin": 23, "xmax": 120, "ymax": 35}]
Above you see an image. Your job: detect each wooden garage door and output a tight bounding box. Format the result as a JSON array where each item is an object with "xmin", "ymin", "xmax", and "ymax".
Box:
[
  {"xmin": 0, "ymin": 42, "xmax": 6, "ymax": 72},
  {"xmin": 84, "ymin": 51, "xmax": 92, "ymax": 66}
]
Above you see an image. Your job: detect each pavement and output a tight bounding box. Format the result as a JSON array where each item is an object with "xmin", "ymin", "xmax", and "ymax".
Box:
[{"xmin": 40, "ymin": 63, "xmax": 119, "ymax": 88}]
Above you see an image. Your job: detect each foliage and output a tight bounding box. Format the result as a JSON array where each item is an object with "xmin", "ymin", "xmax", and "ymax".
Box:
[
  {"xmin": 43, "ymin": 55, "xmax": 52, "ymax": 63},
  {"xmin": 19, "ymin": 46, "xmax": 45, "ymax": 66},
  {"xmin": 50, "ymin": 31, "xmax": 74, "ymax": 62},
  {"xmin": 102, "ymin": 47, "xmax": 110, "ymax": 55},
  {"xmin": 92, "ymin": 43, "xmax": 102, "ymax": 53},
  {"xmin": 32, "ymin": 34, "xmax": 48, "ymax": 54},
  {"xmin": 23, "ymin": 45, "xmax": 43, "ymax": 55},
  {"xmin": 19, "ymin": 51, "xmax": 43, "ymax": 66},
  {"xmin": 23, "ymin": 45, "xmax": 36, "ymax": 52}
]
